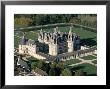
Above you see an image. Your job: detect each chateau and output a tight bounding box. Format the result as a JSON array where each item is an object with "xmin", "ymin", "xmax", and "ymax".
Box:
[{"xmin": 19, "ymin": 26, "xmax": 81, "ymax": 61}]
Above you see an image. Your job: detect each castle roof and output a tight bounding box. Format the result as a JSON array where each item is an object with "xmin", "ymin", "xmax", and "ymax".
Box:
[{"xmin": 20, "ymin": 36, "xmax": 28, "ymax": 45}]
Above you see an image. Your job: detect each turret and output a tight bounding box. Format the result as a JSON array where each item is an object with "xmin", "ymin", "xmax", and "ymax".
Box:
[
  {"xmin": 38, "ymin": 29, "xmax": 44, "ymax": 43},
  {"xmin": 67, "ymin": 26, "xmax": 74, "ymax": 52},
  {"xmin": 19, "ymin": 32, "xmax": 27, "ymax": 54}
]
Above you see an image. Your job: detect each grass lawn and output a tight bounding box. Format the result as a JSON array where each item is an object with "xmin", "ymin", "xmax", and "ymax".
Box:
[
  {"xmin": 14, "ymin": 31, "xmax": 38, "ymax": 48},
  {"xmin": 64, "ymin": 59, "xmax": 81, "ymax": 66},
  {"xmin": 14, "ymin": 31, "xmax": 23, "ymax": 37},
  {"xmin": 14, "ymin": 36, "xmax": 21, "ymax": 48},
  {"xmin": 27, "ymin": 56, "xmax": 39, "ymax": 61},
  {"xmin": 25, "ymin": 31, "xmax": 38, "ymax": 40},
  {"xmin": 92, "ymin": 60, "xmax": 97, "ymax": 64},
  {"xmin": 59, "ymin": 26, "xmax": 96, "ymax": 41},
  {"xmin": 69, "ymin": 63, "xmax": 97, "ymax": 75},
  {"xmin": 81, "ymin": 55, "xmax": 97, "ymax": 60}
]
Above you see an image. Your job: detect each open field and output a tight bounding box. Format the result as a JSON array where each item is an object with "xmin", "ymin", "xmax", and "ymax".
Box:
[
  {"xmin": 64, "ymin": 59, "xmax": 82, "ymax": 66},
  {"xmin": 14, "ymin": 36, "xmax": 21, "ymax": 48},
  {"xmin": 81, "ymin": 55, "xmax": 97, "ymax": 60},
  {"xmin": 69, "ymin": 63, "xmax": 97, "ymax": 75}
]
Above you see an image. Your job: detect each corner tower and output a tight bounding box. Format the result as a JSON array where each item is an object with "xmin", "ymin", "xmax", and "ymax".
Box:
[
  {"xmin": 49, "ymin": 30, "xmax": 58, "ymax": 56},
  {"xmin": 19, "ymin": 32, "xmax": 27, "ymax": 54}
]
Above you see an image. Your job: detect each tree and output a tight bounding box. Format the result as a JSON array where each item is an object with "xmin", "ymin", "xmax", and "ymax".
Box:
[
  {"xmin": 37, "ymin": 61, "xmax": 43, "ymax": 69},
  {"xmin": 61, "ymin": 68, "xmax": 72, "ymax": 76},
  {"xmin": 56, "ymin": 62, "xmax": 65, "ymax": 70},
  {"xmin": 50, "ymin": 62, "xmax": 57, "ymax": 69},
  {"xmin": 55, "ymin": 62, "xmax": 65, "ymax": 75},
  {"xmin": 31, "ymin": 62, "xmax": 38, "ymax": 69},
  {"xmin": 74, "ymin": 70, "xmax": 86, "ymax": 76},
  {"xmin": 41, "ymin": 62, "xmax": 50, "ymax": 73},
  {"xmin": 49, "ymin": 68, "xmax": 56, "ymax": 76}
]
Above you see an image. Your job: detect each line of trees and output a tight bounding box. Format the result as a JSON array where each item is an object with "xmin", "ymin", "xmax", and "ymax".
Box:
[
  {"xmin": 14, "ymin": 14, "xmax": 97, "ymax": 28},
  {"xmin": 14, "ymin": 54, "xmax": 87, "ymax": 76},
  {"xmin": 31, "ymin": 60, "xmax": 87, "ymax": 76}
]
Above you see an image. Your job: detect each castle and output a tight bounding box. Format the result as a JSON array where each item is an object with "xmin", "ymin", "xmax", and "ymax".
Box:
[{"xmin": 19, "ymin": 26, "xmax": 81, "ymax": 60}]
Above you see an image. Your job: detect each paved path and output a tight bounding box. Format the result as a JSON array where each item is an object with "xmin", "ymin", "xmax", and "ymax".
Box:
[
  {"xmin": 69, "ymin": 61, "xmax": 85, "ymax": 66},
  {"xmin": 69, "ymin": 55, "xmax": 97, "ymax": 67}
]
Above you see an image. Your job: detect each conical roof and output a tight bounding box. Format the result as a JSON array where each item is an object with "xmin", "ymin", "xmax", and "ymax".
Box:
[{"xmin": 20, "ymin": 35, "xmax": 27, "ymax": 45}]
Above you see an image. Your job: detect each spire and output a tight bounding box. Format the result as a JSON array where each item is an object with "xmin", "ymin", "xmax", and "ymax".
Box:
[
  {"xmin": 68, "ymin": 26, "xmax": 73, "ymax": 41},
  {"xmin": 69, "ymin": 26, "xmax": 72, "ymax": 35},
  {"xmin": 44, "ymin": 33, "xmax": 47, "ymax": 39},
  {"xmin": 40, "ymin": 29, "xmax": 42, "ymax": 32},
  {"xmin": 39, "ymin": 29, "xmax": 44, "ymax": 39},
  {"xmin": 54, "ymin": 26, "xmax": 58, "ymax": 33},
  {"xmin": 22, "ymin": 32, "xmax": 25, "ymax": 38},
  {"xmin": 56, "ymin": 26, "xmax": 58, "ymax": 30},
  {"xmin": 40, "ymin": 29, "xmax": 43, "ymax": 35},
  {"xmin": 20, "ymin": 32, "xmax": 27, "ymax": 45}
]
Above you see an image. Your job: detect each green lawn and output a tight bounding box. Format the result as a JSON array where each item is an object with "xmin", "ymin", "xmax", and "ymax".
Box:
[
  {"xmin": 14, "ymin": 31, "xmax": 38, "ymax": 48},
  {"xmin": 25, "ymin": 31, "xmax": 38, "ymax": 40},
  {"xmin": 14, "ymin": 31, "xmax": 23, "ymax": 37},
  {"xmin": 14, "ymin": 36, "xmax": 21, "ymax": 48},
  {"xmin": 81, "ymin": 55, "xmax": 97, "ymax": 60},
  {"xmin": 92, "ymin": 60, "xmax": 97, "ymax": 64},
  {"xmin": 69, "ymin": 63, "xmax": 97, "ymax": 75},
  {"xmin": 64, "ymin": 59, "xmax": 81, "ymax": 66},
  {"xmin": 27, "ymin": 56, "xmax": 39, "ymax": 61},
  {"xmin": 58, "ymin": 26, "xmax": 96, "ymax": 41}
]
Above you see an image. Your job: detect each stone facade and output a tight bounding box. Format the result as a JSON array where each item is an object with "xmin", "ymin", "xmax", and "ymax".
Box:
[{"xmin": 19, "ymin": 26, "xmax": 81, "ymax": 60}]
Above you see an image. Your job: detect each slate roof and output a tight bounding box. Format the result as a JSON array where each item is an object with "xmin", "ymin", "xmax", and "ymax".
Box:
[{"xmin": 20, "ymin": 36, "xmax": 28, "ymax": 45}]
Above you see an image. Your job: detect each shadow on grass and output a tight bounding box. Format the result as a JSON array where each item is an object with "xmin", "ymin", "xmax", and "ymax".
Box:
[
  {"xmin": 70, "ymin": 65, "xmax": 85, "ymax": 71},
  {"xmin": 87, "ymin": 74, "xmax": 97, "ymax": 76},
  {"xmin": 80, "ymin": 37, "xmax": 97, "ymax": 47},
  {"xmin": 29, "ymin": 60, "xmax": 39, "ymax": 63}
]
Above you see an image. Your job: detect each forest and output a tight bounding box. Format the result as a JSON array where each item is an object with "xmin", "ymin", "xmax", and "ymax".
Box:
[{"xmin": 14, "ymin": 14, "xmax": 97, "ymax": 28}]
